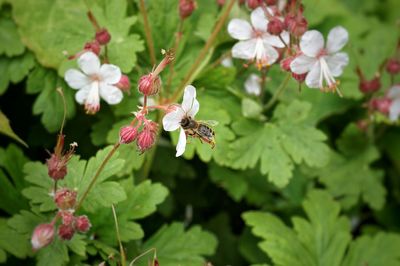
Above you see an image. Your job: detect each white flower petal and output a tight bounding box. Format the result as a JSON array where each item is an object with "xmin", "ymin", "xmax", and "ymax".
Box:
[
  {"xmin": 388, "ymin": 85, "xmax": 400, "ymax": 99},
  {"xmin": 325, "ymin": 52, "xmax": 349, "ymax": 76},
  {"xmin": 176, "ymin": 128, "xmax": 187, "ymax": 157},
  {"xmin": 99, "ymin": 84, "xmax": 123, "ymax": 105},
  {"xmin": 290, "ymin": 55, "xmax": 317, "ymax": 74},
  {"xmin": 100, "ymin": 64, "xmax": 122, "ymax": 85},
  {"xmin": 305, "ymin": 62, "xmax": 321, "ymax": 89},
  {"xmin": 251, "ymin": 7, "xmax": 269, "ymax": 31},
  {"xmin": 300, "ymin": 30, "xmax": 324, "ymax": 57},
  {"xmin": 244, "ymin": 74, "xmax": 261, "ymax": 95},
  {"xmin": 262, "ymin": 32, "xmax": 288, "ymax": 48},
  {"xmin": 389, "ymin": 99, "xmax": 400, "ymax": 121},
  {"xmin": 326, "ymin": 26, "xmax": 349, "ymax": 54},
  {"xmin": 78, "ymin": 52, "xmax": 100, "ymax": 75},
  {"xmin": 181, "ymin": 85, "xmax": 199, "ymax": 116},
  {"xmin": 221, "ymin": 57, "xmax": 233, "ymax": 67},
  {"xmin": 64, "ymin": 69, "xmax": 90, "ymax": 89},
  {"xmin": 227, "ymin": 19, "xmax": 253, "ymax": 40},
  {"xmin": 259, "ymin": 43, "xmax": 279, "ymax": 65},
  {"xmin": 84, "ymin": 82, "xmax": 100, "ymax": 107},
  {"xmin": 75, "ymin": 85, "xmax": 91, "ymax": 104},
  {"xmin": 232, "ymin": 39, "xmax": 257, "ymax": 60},
  {"xmin": 163, "ymin": 109, "xmax": 185, "ymax": 131}
]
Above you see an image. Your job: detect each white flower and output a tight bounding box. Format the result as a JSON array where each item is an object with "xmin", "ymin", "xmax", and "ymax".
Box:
[
  {"xmin": 221, "ymin": 57, "xmax": 233, "ymax": 67},
  {"xmin": 227, "ymin": 7, "xmax": 289, "ymax": 69},
  {"xmin": 387, "ymin": 85, "xmax": 400, "ymax": 121},
  {"xmin": 290, "ymin": 26, "xmax": 349, "ymax": 95},
  {"xmin": 65, "ymin": 52, "xmax": 123, "ymax": 114},
  {"xmin": 244, "ymin": 74, "xmax": 262, "ymax": 96},
  {"xmin": 162, "ymin": 85, "xmax": 199, "ymax": 157}
]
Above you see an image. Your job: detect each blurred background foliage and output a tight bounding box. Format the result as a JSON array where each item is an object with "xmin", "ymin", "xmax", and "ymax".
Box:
[{"xmin": 0, "ymin": 0, "xmax": 400, "ymax": 265}]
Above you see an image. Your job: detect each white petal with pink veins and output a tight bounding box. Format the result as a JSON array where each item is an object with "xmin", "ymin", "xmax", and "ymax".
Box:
[
  {"xmin": 100, "ymin": 64, "xmax": 122, "ymax": 85},
  {"xmin": 300, "ymin": 30, "xmax": 324, "ymax": 57},
  {"xmin": 326, "ymin": 26, "xmax": 349, "ymax": 54},
  {"xmin": 232, "ymin": 39, "xmax": 257, "ymax": 60},
  {"xmin": 290, "ymin": 55, "xmax": 317, "ymax": 74},
  {"xmin": 78, "ymin": 52, "xmax": 100, "ymax": 76},
  {"xmin": 228, "ymin": 19, "xmax": 253, "ymax": 40},
  {"xmin": 176, "ymin": 128, "xmax": 187, "ymax": 157}
]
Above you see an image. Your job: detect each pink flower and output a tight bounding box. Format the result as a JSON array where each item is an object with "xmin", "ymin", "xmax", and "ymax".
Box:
[
  {"xmin": 54, "ymin": 188, "xmax": 77, "ymax": 210},
  {"xmin": 290, "ymin": 26, "xmax": 349, "ymax": 95},
  {"xmin": 65, "ymin": 52, "xmax": 123, "ymax": 114},
  {"xmin": 74, "ymin": 215, "xmax": 91, "ymax": 233},
  {"xmin": 227, "ymin": 7, "xmax": 289, "ymax": 68},
  {"xmin": 31, "ymin": 223, "xmax": 55, "ymax": 250}
]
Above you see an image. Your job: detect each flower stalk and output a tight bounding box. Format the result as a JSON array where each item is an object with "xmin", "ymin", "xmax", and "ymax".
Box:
[{"xmin": 139, "ymin": 0, "xmax": 156, "ymax": 66}]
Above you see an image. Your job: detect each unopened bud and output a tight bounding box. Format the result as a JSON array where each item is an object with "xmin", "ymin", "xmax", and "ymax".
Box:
[
  {"xmin": 386, "ymin": 58, "xmax": 400, "ymax": 75},
  {"xmin": 47, "ymin": 155, "xmax": 67, "ymax": 180},
  {"xmin": 84, "ymin": 41, "xmax": 101, "ymax": 55},
  {"xmin": 370, "ymin": 98, "xmax": 392, "ymax": 114},
  {"xmin": 179, "ymin": 0, "xmax": 196, "ymax": 19},
  {"xmin": 31, "ymin": 223, "xmax": 55, "ymax": 250},
  {"xmin": 116, "ymin": 75, "xmax": 131, "ymax": 92},
  {"xmin": 119, "ymin": 126, "xmax": 138, "ymax": 144},
  {"xmin": 59, "ymin": 210, "xmax": 75, "ymax": 226},
  {"xmin": 54, "ymin": 188, "xmax": 77, "ymax": 210},
  {"xmin": 292, "ymin": 72, "xmax": 307, "ymax": 82},
  {"xmin": 268, "ymin": 17, "xmax": 285, "ymax": 35},
  {"xmin": 138, "ymin": 73, "xmax": 161, "ymax": 96},
  {"xmin": 216, "ymin": 0, "xmax": 225, "ymax": 6},
  {"xmin": 281, "ymin": 56, "xmax": 293, "ymax": 72},
  {"xmin": 285, "ymin": 14, "xmax": 308, "ymax": 37},
  {"xmin": 359, "ymin": 77, "xmax": 381, "ymax": 94},
  {"xmin": 247, "ymin": 0, "xmax": 262, "ymax": 9},
  {"xmin": 137, "ymin": 127, "xmax": 157, "ymax": 152},
  {"xmin": 58, "ymin": 224, "xmax": 75, "ymax": 240},
  {"xmin": 74, "ymin": 215, "xmax": 91, "ymax": 233},
  {"xmin": 266, "ymin": 0, "xmax": 277, "ymax": 5},
  {"xmin": 95, "ymin": 28, "xmax": 111, "ymax": 45}
]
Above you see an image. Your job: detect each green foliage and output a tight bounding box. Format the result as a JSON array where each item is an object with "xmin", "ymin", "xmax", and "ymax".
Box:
[
  {"xmin": 22, "ymin": 146, "xmax": 126, "ymax": 212},
  {"xmin": 229, "ymin": 100, "xmax": 329, "ymax": 187},
  {"xmin": 0, "ymin": 14, "xmax": 24, "ymax": 57},
  {"xmin": 0, "ymin": 111, "xmax": 27, "ymax": 147},
  {"xmin": 138, "ymin": 222, "xmax": 217, "ymax": 266}
]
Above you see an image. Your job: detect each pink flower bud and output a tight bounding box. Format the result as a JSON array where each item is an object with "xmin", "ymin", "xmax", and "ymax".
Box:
[
  {"xmin": 292, "ymin": 72, "xmax": 307, "ymax": 82},
  {"xmin": 216, "ymin": 0, "xmax": 225, "ymax": 6},
  {"xmin": 116, "ymin": 75, "xmax": 131, "ymax": 92},
  {"xmin": 74, "ymin": 215, "xmax": 91, "ymax": 233},
  {"xmin": 247, "ymin": 0, "xmax": 263, "ymax": 9},
  {"xmin": 266, "ymin": 0, "xmax": 276, "ymax": 5},
  {"xmin": 58, "ymin": 224, "xmax": 75, "ymax": 240},
  {"xmin": 119, "ymin": 126, "xmax": 138, "ymax": 144},
  {"xmin": 137, "ymin": 127, "xmax": 157, "ymax": 153},
  {"xmin": 179, "ymin": 0, "xmax": 197, "ymax": 19},
  {"xmin": 138, "ymin": 73, "xmax": 161, "ymax": 96},
  {"xmin": 359, "ymin": 77, "xmax": 381, "ymax": 94},
  {"xmin": 59, "ymin": 211, "xmax": 75, "ymax": 226},
  {"xmin": 95, "ymin": 28, "xmax": 111, "ymax": 45},
  {"xmin": 285, "ymin": 14, "xmax": 308, "ymax": 37},
  {"xmin": 47, "ymin": 154, "xmax": 67, "ymax": 180},
  {"xmin": 31, "ymin": 223, "xmax": 55, "ymax": 250},
  {"xmin": 281, "ymin": 56, "xmax": 293, "ymax": 72},
  {"xmin": 84, "ymin": 41, "xmax": 101, "ymax": 55},
  {"xmin": 386, "ymin": 58, "xmax": 400, "ymax": 75},
  {"xmin": 54, "ymin": 188, "xmax": 77, "ymax": 210},
  {"xmin": 268, "ymin": 17, "xmax": 285, "ymax": 35},
  {"xmin": 356, "ymin": 119, "xmax": 369, "ymax": 132},
  {"xmin": 370, "ymin": 98, "xmax": 392, "ymax": 114}
]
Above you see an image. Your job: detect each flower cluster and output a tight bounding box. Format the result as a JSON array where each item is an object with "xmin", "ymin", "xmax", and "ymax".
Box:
[
  {"xmin": 64, "ymin": 13, "xmax": 130, "ymax": 114},
  {"xmin": 31, "ymin": 135, "xmax": 91, "ymax": 250},
  {"xmin": 228, "ymin": 0, "xmax": 349, "ymax": 96}
]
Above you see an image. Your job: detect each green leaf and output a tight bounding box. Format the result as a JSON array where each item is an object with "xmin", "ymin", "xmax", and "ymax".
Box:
[
  {"xmin": 0, "ymin": 111, "xmax": 28, "ymax": 147},
  {"xmin": 0, "ymin": 52, "xmax": 35, "ymax": 95},
  {"xmin": 12, "ymin": 0, "xmax": 143, "ymax": 72},
  {"xmin": 137, "ymin": 222, "xmax": 217, "ymax": 266},
  {"xmin": 0, "ymin": 218, "xmax": 31, "ymax": 262},
  {"xmin": 22, "ymin": 146, "xmax": 126, "ymax": 212},
  {"xmin": 243, "ymin": 190, "xmax": 351, "ymax": 266},
  {"xmin": 342, "ymin": 233, "xmax": 400, "ymax": 266},
  {"xmin": 241, "ymin": 98, "xmax": 264, "ymax": 119},
  {"xmin": 36, "ymin": 238, "xmax": 69, "ymax": 266},
  {"xmin": 229, "ymin": 101, "xmax": 329, "ymax": 188},
  {"xmin": 26, "ymin": 66, "xmax": 76, "ymax": 132},
  {"xmin": 0, "ymin": 15, "xmax": 24, "ymax": 56}
]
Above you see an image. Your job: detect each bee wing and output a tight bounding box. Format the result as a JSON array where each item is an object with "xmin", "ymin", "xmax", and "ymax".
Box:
[{"xmin": 198, "ymin": 120, "xmax": 219, "ymax": 126}]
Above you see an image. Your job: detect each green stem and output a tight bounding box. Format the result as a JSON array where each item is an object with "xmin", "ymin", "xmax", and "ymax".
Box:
[
  {"xmin": 111, "ymin": 204, "xmax": 126, "ymax": 266},
  {"xmin": 166, "ymin": 20, "xmax": 184, "ymax": 96},
  {"xmin": 138, "ymin": 0, "xmax": 156, "ymax": 66},
  {"xmin": 170, "ymin": 0, "xmax": 236, "ymax": 103},
  {"xmin": 75, "ymin": 143, "xmax": 120, "ymax": 211},
  {"xmin": 264, "ymin": 73, "xmax": 291, "ymax": 111}
]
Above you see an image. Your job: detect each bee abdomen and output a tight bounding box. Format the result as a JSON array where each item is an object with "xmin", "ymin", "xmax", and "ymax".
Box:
[{"xmin": 198, "ymin": 124, "xmax": 214, "ymax": 138}]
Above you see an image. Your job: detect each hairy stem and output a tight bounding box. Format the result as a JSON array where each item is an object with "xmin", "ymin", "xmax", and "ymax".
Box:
[
  {"xmin": 75, "ymin": 143, "xmax": 120, "ymax": 211},
  {"xmin": 138, "ymin": 0, "xmax": 156, "ymax": 66},
  {"xmin": 264, "ymin": 73, "xmax": 291, "ymax": 111},
  {"xmin": 170, "ymin": 0, "xmax": 236, "ymax": 103}
]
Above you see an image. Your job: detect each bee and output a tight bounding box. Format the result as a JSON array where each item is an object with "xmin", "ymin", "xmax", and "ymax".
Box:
[{"xmin": 180, "ymin": 116, "xmax": 217, "ymax": 148}]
